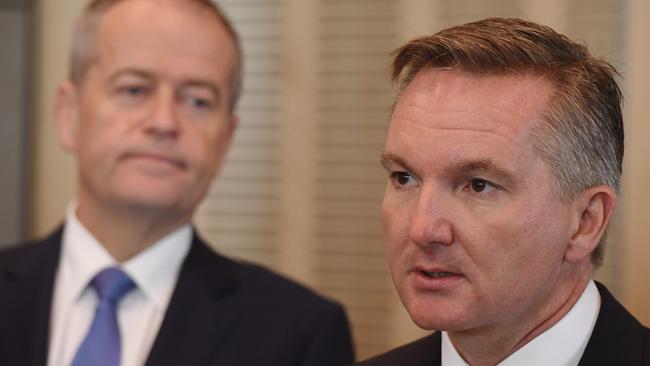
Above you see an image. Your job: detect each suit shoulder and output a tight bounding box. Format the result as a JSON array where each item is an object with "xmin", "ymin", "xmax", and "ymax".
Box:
[
  {"xmin": 0, "ymin": 234, "xmax": 60, "ymax": 269},
  {"xmin": 229, "ymin": 258, "xmax": 341, "ymax": 310},
  {"xmin": 189, "ymin": 237, "xmax": 343, "ymax": 311},
  {"xmin": 356, "ymin": 333, "xmax": 440, "ymax": 366}
]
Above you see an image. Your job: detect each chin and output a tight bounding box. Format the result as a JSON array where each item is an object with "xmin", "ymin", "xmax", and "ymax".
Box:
[
  {"xmin": 409, "ymin": 310, "xmax": 453, "ymax": 331},
  {"xmin": 403, "ymin": 295, "xmax": 471, "ymax": 332},
  {"xmin": 112, "ymin": 189, "xmax": 193, "ymax": 213}
]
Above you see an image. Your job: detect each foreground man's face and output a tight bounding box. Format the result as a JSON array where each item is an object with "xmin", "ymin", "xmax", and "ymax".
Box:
[
  {"xmin": 382, "ymin": 69, "xmax": 576, "ymax": 335},
  {"xmin": 60, "ymin": 0, "xmax": 238, "ymax": 219}
]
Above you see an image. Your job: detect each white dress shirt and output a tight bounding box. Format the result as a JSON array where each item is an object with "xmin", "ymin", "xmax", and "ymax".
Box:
[
  {"xmin": 47, "ymin": 204, "xmax": 192, "ymax": 366},
  {"xmin": 442, "ymin": 280, "xmax": 601, "ymax": 366}
]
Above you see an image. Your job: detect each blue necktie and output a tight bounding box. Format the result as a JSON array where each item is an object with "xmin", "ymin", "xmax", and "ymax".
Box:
[{"xmin": 71, "ymin": 267, "xmax": 136, "ymax": 366}]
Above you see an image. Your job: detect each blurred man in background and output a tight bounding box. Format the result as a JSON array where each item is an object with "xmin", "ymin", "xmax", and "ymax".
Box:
[
  {"xmin": 359, "ymin": 17, "xmax": 649, "ymax": 366},
  {"xmin": 0, "ymin": 1, "xmax": 354, "ymax": 365}
]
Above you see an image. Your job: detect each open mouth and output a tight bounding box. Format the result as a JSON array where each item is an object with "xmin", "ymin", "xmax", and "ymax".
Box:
[{"xmin": 421, "ymin": 271, "xmax": 457, "ymax": 278}]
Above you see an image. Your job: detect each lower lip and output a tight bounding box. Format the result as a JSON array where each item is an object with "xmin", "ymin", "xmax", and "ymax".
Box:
[
  {"xmin": 411, "ymin": 271, "xmax": 464, "ymax": 291},
  {"xmin": 125, "ymin": 155, "xmax": 183, "ymax": 173},
  {"xmin": 128, "ymin": 154, "xmax": 179, "ymax": 167}
]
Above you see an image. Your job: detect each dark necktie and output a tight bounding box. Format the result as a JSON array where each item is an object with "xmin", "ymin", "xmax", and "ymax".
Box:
[{"xmin": 71, "ymin": 267, "xmax": 136, "ymax": 366}]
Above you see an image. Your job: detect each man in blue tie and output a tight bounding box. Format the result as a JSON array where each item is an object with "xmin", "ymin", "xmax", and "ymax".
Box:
[{"xmin": 0, "ymin": 1, "xmax": 354, "ymax": 365}]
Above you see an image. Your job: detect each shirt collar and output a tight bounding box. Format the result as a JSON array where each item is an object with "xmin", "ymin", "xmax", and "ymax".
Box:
[
  {"xmin": 442, "ymin": 280, "xmax": 601, "ymax": 366},
  {"xmin": 60, "ymin": 202, "xmax": 192, "ymax": 309},
  {"xmin": 122, "ymin": 224, "xmax": 191, "ymax": 308}
]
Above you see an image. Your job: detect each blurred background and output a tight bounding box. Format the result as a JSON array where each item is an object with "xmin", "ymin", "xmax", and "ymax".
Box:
[{"xmin": 1, "ymin": 0, "xmax": 648, "ymax": 360}]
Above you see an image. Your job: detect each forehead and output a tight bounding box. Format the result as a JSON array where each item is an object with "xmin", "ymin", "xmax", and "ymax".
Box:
[
  {"xmin": 393, "ymin": 69, "xmax": 553, "ymax": 137},
  {"xmin": 387, "ymin": 69, "xmax": 553, "ymax": 170},
  {"xmin": 90, "ymin": 0, "xmax": 236, "ymax": 84}
]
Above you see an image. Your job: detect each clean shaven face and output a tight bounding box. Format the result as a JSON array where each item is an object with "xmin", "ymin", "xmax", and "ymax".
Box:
[
  {"xmin": 382, "ymin": 68, "xmax": 577, "ymax": 336},
  {"xmin": 59, "ymin": 0, "xmax": 238, "ymax": 220}
]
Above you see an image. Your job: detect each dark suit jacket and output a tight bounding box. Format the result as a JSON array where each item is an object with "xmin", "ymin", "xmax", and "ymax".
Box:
[
  {"xmin": 356, "ymin": 282, "xmax": 650, "ymax": 365},
  {"xmin": 0, "ymin": 227, "xmax": 355, "ymax": 366}
]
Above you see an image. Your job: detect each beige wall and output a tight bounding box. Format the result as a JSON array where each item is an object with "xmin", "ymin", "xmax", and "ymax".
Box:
[
  {"xmin": 30, "ymin": 0, "xmax": 85, "ymax": 237},
  {"xmin": 622, "ymin": 0, "xmax": 650, "ymax": 325}
]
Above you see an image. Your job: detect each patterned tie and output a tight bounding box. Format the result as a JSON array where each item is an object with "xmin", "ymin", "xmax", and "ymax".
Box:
[{"xmin": 71, "ymin": 267, "xmax": 136, "ymax": 366}]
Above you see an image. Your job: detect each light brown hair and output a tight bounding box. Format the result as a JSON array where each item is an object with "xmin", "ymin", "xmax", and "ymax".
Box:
[{"xmin": 392, "ymin": 17, "xmax": 624, "ymax": 267}]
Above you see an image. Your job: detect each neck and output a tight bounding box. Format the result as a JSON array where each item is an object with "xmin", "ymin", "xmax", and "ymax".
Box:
[
  {"xmin": 449, "ymin": 270, "xmax": 592, "ymax": 366},
  {"xmin": 75, "ymin": 198, "xmax": 190, "ymax": 262}
]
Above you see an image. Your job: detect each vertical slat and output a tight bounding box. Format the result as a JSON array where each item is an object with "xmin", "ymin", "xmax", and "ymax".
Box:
[
  {"xmin": 275, "ymin": 0, "xmax": 320, "ymax": 283},
  {"xmin": 195, "ymin": 0, "xmax": 285, "ymax": 267},
  {"xmin": 315, "ymin": 0, "xmax": 399, "ymax": 358},
  {"xmin": 622, "ymin": 0, "xmax": 650, "ymax": 325}
]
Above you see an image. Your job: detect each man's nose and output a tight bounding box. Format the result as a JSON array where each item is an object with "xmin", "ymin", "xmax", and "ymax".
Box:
[
  {"xmin": 408, "ymin": 186, "xmax": 454, "ymax": 248},
  {"xmin": 145, "ymin": 90, "xmax": 180, "ymax": 137}
]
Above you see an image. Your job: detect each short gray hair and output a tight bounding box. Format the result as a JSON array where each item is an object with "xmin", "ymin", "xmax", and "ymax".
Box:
[{"xmin": 70, "ymin": 0, "xmax": 243, "ymax": 110}]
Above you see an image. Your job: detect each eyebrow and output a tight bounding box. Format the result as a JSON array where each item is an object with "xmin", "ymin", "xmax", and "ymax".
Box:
[
  {"xmin": 381, "ymin": 152, "xmax": 411, "ymax": 171},
  {"xmin": 108, "ymin": 69, "xmax": 154, "ymax": 84},
  {"xmin": 454, "ymin": 159, "xmax": 516, "ymax": 187}
]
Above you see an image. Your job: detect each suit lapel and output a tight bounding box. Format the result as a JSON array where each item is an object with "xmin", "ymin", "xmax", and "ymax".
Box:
[
  {"xmin": 578, "ymin": 282, "xmax": 648, "ymax": 365},
  {"xmin": 145, "ymin": 233, "xmax": 240, "ymax": 366},
  {"xmin": 0, "ymin": 227, "xmax": 62, "ymax": 366},
  {"xmin": 419, "ymin": 332, "xmax": 442, "ymax": 366}
]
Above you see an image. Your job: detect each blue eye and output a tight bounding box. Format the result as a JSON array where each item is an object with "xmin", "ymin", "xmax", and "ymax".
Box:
[
  {"xmin": 126, "ymin": 86, "xmax": 143, "ymax": 95},
  {"xmin": 180, "ymin": 93, "xmax": 215, "ymax": 111},
  {"xmin": 117, "ymin": 85, "xmax": 147, "ymax": 99},
  {"xmin": 113, "ymin": 84, "xmax": 149, "ymax": 105},
  {"xmin": 190, "ymin": 97, "xmax": 210, "ymax": 108}
]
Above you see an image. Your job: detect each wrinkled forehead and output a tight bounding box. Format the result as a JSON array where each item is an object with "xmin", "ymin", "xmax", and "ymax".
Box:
[
  {"xmin": 385, "ymin": 69, "xmax": 557, "ymax": 182},
  {"xmin": 91, "ymin": 0, "xmax": 237, "ymax": 77},
  {"xmin": 392, "ymin": 68, "xmax": 554, "ymax": 135}
]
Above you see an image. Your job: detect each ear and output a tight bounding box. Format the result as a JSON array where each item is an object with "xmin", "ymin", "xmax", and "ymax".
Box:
[
  {"xmin": 54, "ymin": 80, "xmax": 80, "ymax": 152},
  {"xmin": 564, "ymin": 185, "xmax": 617, "ymax": 263}
]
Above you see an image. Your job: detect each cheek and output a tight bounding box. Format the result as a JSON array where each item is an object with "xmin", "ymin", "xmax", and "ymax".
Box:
[
  {"xmin": 76, "ymin": 103, "xmax": 126, "ymax": 148},
  {"xmin": 74, "ymin": 124, "xmax": 113, "ymax": 168},
  {"xmin": 185, "ymin": 128, "xmax": 229, "ymax": 181},
  {"xmin": 382, "ymin": 193, "xmax": 413, "ymax": 272},
  {"xmin": 382, "ymin": 192, "xmax": 409, "ymax": 241},
  {"xmin": 470, "ymin": 202, "xmax": 571, "ymax": 281}
]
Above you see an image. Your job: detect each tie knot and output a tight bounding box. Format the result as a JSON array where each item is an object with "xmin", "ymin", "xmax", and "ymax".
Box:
[{"xmin": 91, "ymin": 267, "xmax": 135, "ymax": 304}]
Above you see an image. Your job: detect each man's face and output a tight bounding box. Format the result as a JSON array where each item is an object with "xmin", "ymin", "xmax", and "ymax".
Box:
[
  {"xmin": 382, "ymin": 69, "xmax": 578, "ymax": 335},
  {"xmin": 58, "ymin": 0, "xmax": 237, "ymax": 220}
]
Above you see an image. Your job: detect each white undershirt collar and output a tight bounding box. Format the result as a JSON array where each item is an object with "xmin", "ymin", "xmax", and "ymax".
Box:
[{"xmin": 61, "ymin": 203, "xmax": 192, "ymax": 309}]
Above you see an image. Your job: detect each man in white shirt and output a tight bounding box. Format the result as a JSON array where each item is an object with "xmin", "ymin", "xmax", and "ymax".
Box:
[
  {"xmin": 357, "ymin": 17, "xmax": 650, "ymax": 366},
  {"xmin": 0, "ymin": 1, "xmax": 354, "ymax": 365}
]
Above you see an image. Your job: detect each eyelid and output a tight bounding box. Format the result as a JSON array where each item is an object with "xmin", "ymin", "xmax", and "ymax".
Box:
[
  {"xmin": 113, "ymin": 84, "xmax": 150, "ymax": 101},
  {"xmin": 388, "ymin": 170, "xmax": 418, "ymax": 190},
  {"xmin": 179, "ymin": 94, "xmax": 215, "ymax": 110},
  {"xmin": 462, "ymin": 177, "xmax": 503, "ymax": 198},
  {"xmin": 477, "ymin": 177, "xmax": 505, "ymax": 192},
  {"xmin": 113, "ymin": 80, "xmax": 149, "ymax": 93},
  {"xmin": 112, "ymin": 74, "xmax": 150, "ymax": 86},
  {"xmin": 179, "ymin": 88, "xmax": 217, "ymax": 105}
]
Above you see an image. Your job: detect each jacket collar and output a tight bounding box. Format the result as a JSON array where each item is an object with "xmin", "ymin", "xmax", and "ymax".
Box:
[
  {"xmin": 145, "ymin": 231, "xmax": 240, "ymax": 366},
  {"xmin": 0, "ymin": 226, "xmax": 63, "ymax": 366}
]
